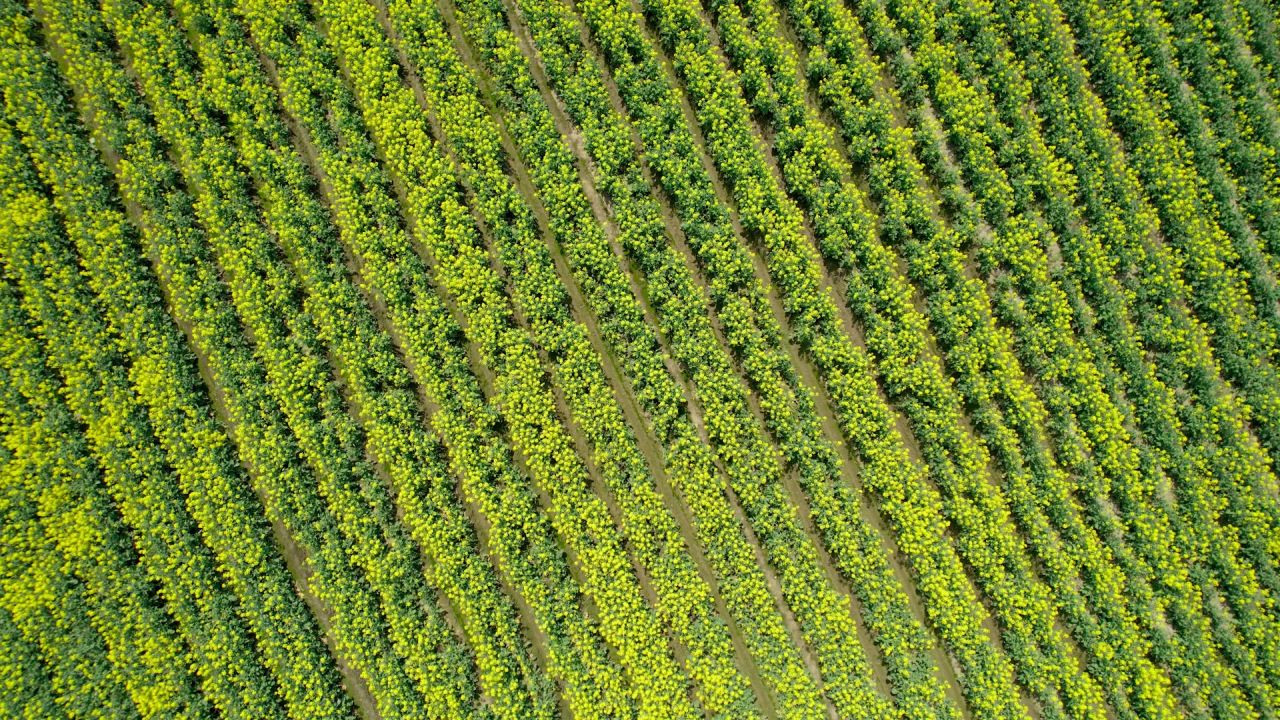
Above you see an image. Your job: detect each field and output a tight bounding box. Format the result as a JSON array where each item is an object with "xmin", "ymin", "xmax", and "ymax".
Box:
[{"xmin": 2, "ymin": 0, "xmax": 1280, "ymax": 716}]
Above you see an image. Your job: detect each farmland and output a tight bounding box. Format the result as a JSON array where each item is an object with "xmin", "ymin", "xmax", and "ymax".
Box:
[{"xmin": 2, "ymin": 0, "xmax": 1280, "ymax": 716}]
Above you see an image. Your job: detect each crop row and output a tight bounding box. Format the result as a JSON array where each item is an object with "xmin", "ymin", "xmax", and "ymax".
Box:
[
  {"xmin": 902, "ymin": 0, "xmax": 1280, "ymax": 706},
  {"xmin": 429, "ymin": 0, "xmax": 969, "ymax": 712},
  {"xmin": 565, "ymin": 0, "xmax": 1146, "ymax": 707},
  {"xmin": 381, "ymin": 0, "xmax": 938, "ymax": 717},
  {"xmin": 979, "ymin": 0, "xmax": 1280, "ymax": 605},
  {"xmin": 772, "ymin": 0, "xmax": 1280, "ymax": 708},
  {"xmin": 155, "ymin": 0, "xmax": 583, "ymax": 714},
  {"xmin": 1230, "ymin": 0, "xmax": 1280, "ymax": 99},
  {"xmin": 0, "ymin": 271, "xmax": 214, "ymax": 719},
  {"xmin": 964, "ymin": 0, "xmax": 1280, "ymax": 706},
  {"xmin": 174, "ymin": 0, "xmax": 565, "ymax": 714},
  {"xmin": 762, "ymin": 0, "xmax": 1280, "ymax": 707},
  {"xmin": 697, "ymin": 0, "xmax": 1223, "ymax": 716},
  {"xmin": 1179, "ymin": 0, "xmax": 1280, "ymax": 266},
  {"xmin": 812, "ymin": 0, "xmax": 1280, "ymax": 713},
  {"xmin": 313, "ymin": 0, "xmax": 697, "ymax": 714},
  {"xmin": 965, "ymin": 0, "xmax": 1280, "ymax": 706},
  {"xmin": 227, "ymin": 0, "xmax": 648, "ymax": 715},
  {"xmin": 1151, "ymin": 0, "xmax": 1280, "ymax": 313},
  {"xmin": 705, "ymin": 0, "xmax": 1131, "ymax": 714},
  {"xmin": 376, "ymin": 1, "xmax": 758, "ymax": 714},
  {"xmin": 509, "ymin": 0, "xmax": 967, "ymax": 713},
  {"xmin": 553, "ymin": 0, "xmax": 1045, "ymax": 706},
  {"xmin": 1059, "ymin": 0, "xmax": 1280, "ymax": 480},
  {"xmin": 0, "ymin": 603, "xmax": 62, "ymax": 719},
  {"xmin": 46, "ymin": 0, "xmax": 518, "ymax": 715},
  {"xmin": 382, "ymin": 0, "xmax": 786, "ymax": 715},
  {"xmin": 8, "ymin": 0, "xmax": 1280, "ymax": 717},
  {"xmin": 0, "ymin": 285, "xmax": 150, "ymax": 720},
  {"xmin": 0, "ymin": 152, "xmax": 266, "ymax": 716},
  {"xmin": 513, "ymin": 0, "xmax": 969, "ymax": 709},
  {"xmin": 906, "ymin": 2, "xmax": 1254, "ymax": 714},
  {"xmin": 0, "ymin": 7, "xmax": 353, "ymax": 717},
  {"xmin": 0, "ymin": 434, "xmax": 132, "ymax": 719}
]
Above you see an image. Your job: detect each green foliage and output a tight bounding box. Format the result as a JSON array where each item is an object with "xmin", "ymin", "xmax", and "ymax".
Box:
[
  {"xmin": 4, "ymin": 0, "xmax": 1280, "ymax": 717},
  {"xmin": 0, "ymin": 7, "xmax": 346, "ymax": 715}
]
